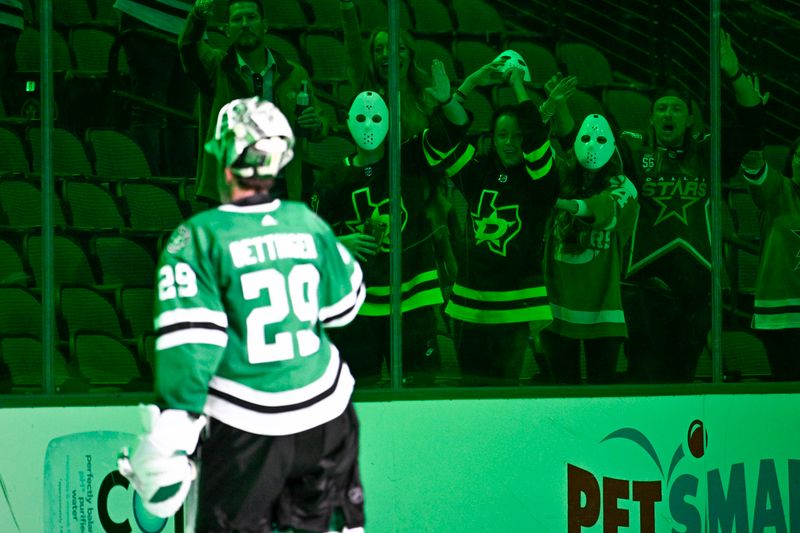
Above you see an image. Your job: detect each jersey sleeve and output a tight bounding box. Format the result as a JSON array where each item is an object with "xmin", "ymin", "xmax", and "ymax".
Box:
[
  {"xmin": 153, "ymin": 221, "xmax": 228, "ymax": 414},
  {"xmin": 315, "ymin": 220, "xmax": 366, "ymax": 328},
  {"xmin": 744, "ymin": 163, "xmax": 782, "ymax": 213},
  {"xmin": 584, "ymin": 174, "xmax": 639, "ymax": 232},
  {"xmin": 519, "ymin": 100, "xmax": 556, "ymax": 183},
  {"xmin": 420, "ymin": 108, "xmax": 475, "ymax": 179}
]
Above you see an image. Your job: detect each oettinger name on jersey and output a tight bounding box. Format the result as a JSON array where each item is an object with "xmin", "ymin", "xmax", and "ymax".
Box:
[{"xmin": 159, "ymin": 232, "xmax": 324, "ymax": 364}]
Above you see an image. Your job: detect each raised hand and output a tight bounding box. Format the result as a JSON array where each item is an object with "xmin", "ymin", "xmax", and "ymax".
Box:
[
  {"xmin": 740, "ymin": 149, "xmax": 764, "ymax": 172},
  {"xmin": 720, "ymin": 30, "xmax": 739, "ymax": 77},
  {"xmin": 194, "ymin": 0, "xmax": 215, "ymax": 18},
  {"xmin": 424, "ymin": 59, "xmax": 452, "ymax": 104},
  {"xmin": 544, "ymin": 73, "xmax": 578, "ymax": 104},
  {"xmin": 748, "ymin": 74, "xmax": 770, "ymax": 105},
  {"xmin": 297, "ymin": 106, "xmax": 323, "ymax": 133},
  {"xmin": 467, "ymin": 57, "xmax": 507, "ymax": 87},
  {"xmin": 508, "ymin": 67, "xmax": 525, "ymax": 87}
]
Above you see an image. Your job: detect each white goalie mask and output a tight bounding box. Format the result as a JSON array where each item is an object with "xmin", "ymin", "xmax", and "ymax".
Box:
[
  {"xmin": 494, "ymin": 50, "xmax": 531, "ymax": 82},
  {"xmin": 574, "ymin": 114, "xmax": 616, "ymax": 170},
  {"xmin": 206, "ymin": 97, "xmax": 295, "ymax": 179},
  {"xmin": 347, "ymin": 91, "xmax": 389, "ymax": 151}
]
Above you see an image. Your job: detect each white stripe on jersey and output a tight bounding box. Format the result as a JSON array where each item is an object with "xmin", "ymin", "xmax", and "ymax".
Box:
[
  {"xmin": 321, "ymin": 283, "xmax": 366, "ymax": 328},
  {"xmin": 157, "ymin": 328, "xmax": 228, "ymax": 350},
  {"xmin": 208, "ymin": 346, "xmax": 344, "ymax": 407},
  {"xmin": 218, "ymin": 200, "xmax": 282, "ymax": 213},
  {"xmin": 155, "ymin": 307, "xmax": 228, "ymax": 329},
  {"xmin": 319, "ymin": 262, "xmax": 365, "ymax": 326},
  {"xmin": 322, "ymin": 285, "xmax": 367, "ymax": 328},
  {"xmin": 204, "ymin": 360, "xmax": 355, "ymax": 436},
  {"xmin": 336, "ymin": 242, "xmax": 354, "ymax": 264},
  {"xmin": 550, "ymin": 303, "xmax": 625, "ymax": 325},
  {"xmin": 349, "ymin": 261, "xmax": 364, "ymax": 289},
  {"xmin": 755, "ymin": 297, "xmax": 800, "ymax": 308},
  {"xmin": 742, "ymin": 163, "xmax": 769, "ymax": 185}
]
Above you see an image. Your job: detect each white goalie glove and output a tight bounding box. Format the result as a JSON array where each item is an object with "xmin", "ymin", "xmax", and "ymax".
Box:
[{"xmin": 118, "ymin": 404, "xmax": 207, "ymax": 518}]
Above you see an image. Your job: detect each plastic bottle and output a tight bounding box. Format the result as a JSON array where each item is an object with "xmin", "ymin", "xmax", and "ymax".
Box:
[{"xmin": 295, "ymin": 80, "xmax": 310, "ymax": 138}]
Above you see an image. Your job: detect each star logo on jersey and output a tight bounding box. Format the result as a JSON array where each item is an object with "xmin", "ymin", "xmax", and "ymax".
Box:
[
  {"xmin": 651, "ymin": 182, "xmax": 701, "ymax": 226},
  {"xmin": 345, "ymin": 187, "xmax": 407, "ymax": 252},
  {"xmin": 471, "ymin": 190, "xmax": 521, "ymax": 257}
]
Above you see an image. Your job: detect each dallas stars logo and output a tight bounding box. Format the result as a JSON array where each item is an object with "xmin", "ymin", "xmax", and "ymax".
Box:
[
  {"xmin": 345, "ymin": 187, "xmax": 407, "ymax": 252},
  {"xmin": 471, "ymin": 190, "xmax": 521, "ymax": 257},
  {"xmin": 652, "ymin": 181, "xmax": 701, "ymax": 226}
]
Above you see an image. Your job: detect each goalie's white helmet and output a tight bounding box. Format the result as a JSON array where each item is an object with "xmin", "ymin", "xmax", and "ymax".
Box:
[{"xmin": 206, "ymin": 97, "xmax": 295, "ymax": 179}]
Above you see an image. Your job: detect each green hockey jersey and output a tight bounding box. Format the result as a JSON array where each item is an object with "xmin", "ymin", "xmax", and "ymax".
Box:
[
  {"xmin": 744, "ymin": 164, "xmax": 800, "ymax": 330},
  {"xmin": 545, "ymin": 175, "xmax": 639, "ymax": 338},
  {"xmin": 154, "ymin": 197, "xmax": 365, "ymax": 436}
]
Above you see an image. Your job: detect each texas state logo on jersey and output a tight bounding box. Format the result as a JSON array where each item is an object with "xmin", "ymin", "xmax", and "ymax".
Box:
[
  {"xmin": 345, "ymin": 187, "xmax": 408, "ymax": 252},
  {"xmin": 471, "ymin": 189, "xmax": 522, "ymax": 257}
]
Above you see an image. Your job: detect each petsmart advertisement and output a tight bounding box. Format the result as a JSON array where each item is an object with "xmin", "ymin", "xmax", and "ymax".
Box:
[
  {"xmin": 0, "ymin": 395, "xmax": 797, "ymax": 532},
  {"xmin": 562, "ymin": 404, "xmax": 800, "ymax": 532}
]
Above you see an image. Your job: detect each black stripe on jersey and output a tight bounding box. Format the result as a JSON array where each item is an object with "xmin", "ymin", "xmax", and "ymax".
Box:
[
  {"xmin": 322, "ymin": 283, "xmax": 365, "ymax": 325},
  {"xmin": 366, "ymin": 277, "xmax": 439, "ymax": 304},
  {"xmin": 754, "ymin": 304, "xmax": 800, "ymax": 315},
  {"xmin": 129, "ymin": 0, "xmax": 191, "ymax": 18},
  {"xmin": 448, "ymin": 293, "xmax": 549, "ymax": 312},
  {"xmin": 207, "ymin": 359, "xmax": 344, "ymax": 414},
  {"xmin": 525, "ymin": 142, "xmax": 552, "ymax": 170},
  {"xmin": 0, "ymin": 4, "xmax": 23, "ymax": 17},
  {"xmin": 157, "ymin": 322, "xmax": 228, "ymax": 335}
]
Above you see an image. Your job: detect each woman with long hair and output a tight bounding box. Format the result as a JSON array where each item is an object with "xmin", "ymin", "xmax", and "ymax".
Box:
[
  {"xmin": 340, "ymin": 0, "xmax": 434, "ymax": 138},
  {"xmin": 339, "ymin": 0, "xmax": 458, "ymax": 303},
  {"xmin": 542, "ymin": 114, "xmax": 639, "ymax": 384}
]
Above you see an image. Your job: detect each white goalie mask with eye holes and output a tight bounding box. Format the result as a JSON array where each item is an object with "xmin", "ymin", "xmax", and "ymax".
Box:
[
  {"xmin": 574, "ymin": 114, "xmax": 616, "ymax": 170},
  {"xmin": 494, "ymin": 50, "xmax": 531, "ymax": 82},
  {"xmin": 347, "ymin": 91, "xmax": 389, "ymax": 151}
]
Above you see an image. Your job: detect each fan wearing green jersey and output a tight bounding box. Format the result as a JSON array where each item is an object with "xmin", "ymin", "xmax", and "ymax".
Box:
[
  {"xmin": 740, "ymin": 139, "xmax": 800, "ymax": 381},
  {"xmin": 119, "ymin": 97, "xmax": 367, "ymax": 533},
  {"xmin": 543, "ymin": 114, "xmax": 639, "ymax": 385}
]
